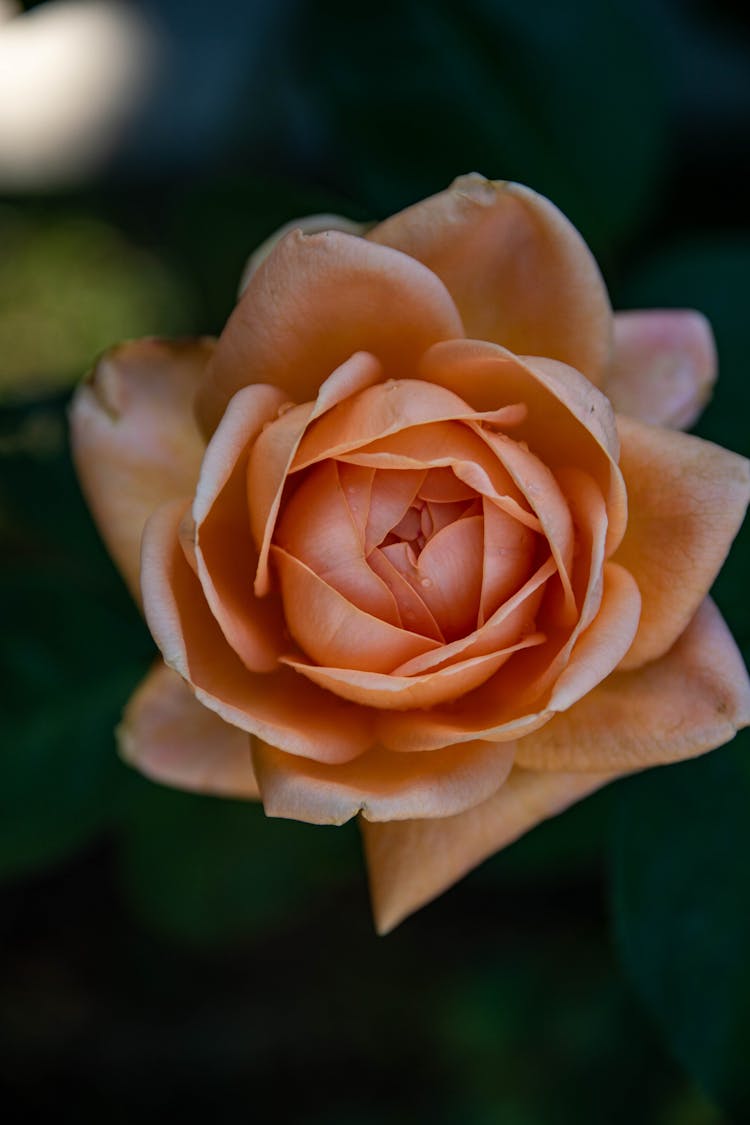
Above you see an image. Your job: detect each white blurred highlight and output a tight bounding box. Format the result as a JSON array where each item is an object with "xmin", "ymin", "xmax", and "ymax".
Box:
[{"xmin": 0, "ymin": 0, "xmax": 158, "ymax": 189}]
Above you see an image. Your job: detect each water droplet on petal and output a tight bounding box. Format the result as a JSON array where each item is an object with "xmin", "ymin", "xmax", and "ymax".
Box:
[{"xmin": 420, "ymin": 577, "xmax": 432, "ymax": 589}]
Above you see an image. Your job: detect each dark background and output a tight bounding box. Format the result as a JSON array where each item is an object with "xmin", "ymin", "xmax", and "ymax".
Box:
[{"xmin": 1, "ymin": 1, "xmax": 750, "ymax": 1121}]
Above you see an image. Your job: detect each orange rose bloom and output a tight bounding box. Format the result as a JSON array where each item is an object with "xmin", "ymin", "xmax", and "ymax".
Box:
[{"xmin": 71, "ymin": 175, "xmax": 750, "ymax": 932}]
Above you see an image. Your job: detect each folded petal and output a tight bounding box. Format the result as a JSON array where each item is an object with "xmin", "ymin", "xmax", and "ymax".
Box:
[
  {"xmin": 275, "ymin": 460, "xmax": 401, "ymax": 625},
  {"xmin": 607, "ymin": 310, "xmax": 716, "ymax": 429},
  {"xmin": 247, "ymin": 351, "xmax": 384, "ymax": 596},
  {"xmin": 281, "ymin": 632, "xmax": 544, "ymax": 711},
  {"xmin": 291, "ymin": 377, "xmax": 525, "ymax": 472},
  {"xmin": 69, "ymin": 337, "xmax": 212, "ymax": 604},
  {"xmin": 368, "ymin": 174, "xmax": 612, "ymax": 387},
  {"xmin": 516, "ymin": 598, "xmax": 750, "ymax": 770},
  {"xmin": 614, "ymin": 415, "xmax": 750, "ymax": 669},
  {"xmin": 385, "ymin": 514, "xmax": 485, "ymax": 641},
  {"xmin": 197, "ymin": 230, "xmax": 463, "ymax": 434},
  {"xmin": 254, "ymin": 739, "xmax": 516, "ymax": 826},
  {"xmin": 377, "ymin": 560, "xmax": 637, "ymax": 753},
  {"xmin": 479, "ymin": 499, "xmax": 537, "ymax": 624},
  {"xmin": 362, "ymin": 766, "xmax": 616, "ymax": 933},
  {"xmin": 420, "ymin": 340, "xmax": 627, "ymax": 555},
  {"xmin": 336, "ymin": 421, "xmax": 541, "ymax": 532},
  {"xmin": 193, "ymin": 382, "xmax": 289, "ymax": 672},
  {"xmin": 477, "ymin": 429, "xmax": 576, "ymax": 623},
  {"xmin": 141, "ymin": 498, "xmax": 373, "ymax": 763},
  {"xmin": 119, "ymin": 661, "xmax": 259, "ymax": 798},
  {"xmin": 271, "ymin": 547, "xmax": 439, "ymax": 672}
]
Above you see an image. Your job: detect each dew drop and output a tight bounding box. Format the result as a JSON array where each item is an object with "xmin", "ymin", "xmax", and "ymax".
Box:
[{"xmin": 420, "ymin": 577, "xmax": 433, "ymax": 589}]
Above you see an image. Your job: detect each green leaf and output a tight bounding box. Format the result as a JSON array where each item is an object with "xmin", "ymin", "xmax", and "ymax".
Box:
[
  {"xmin": 118, "ymin": 778, "xmax": 362, "ymax": 946},
  {"xmin": 612, "ymin": 742, "xmax": 750, "ymax": 1116}
]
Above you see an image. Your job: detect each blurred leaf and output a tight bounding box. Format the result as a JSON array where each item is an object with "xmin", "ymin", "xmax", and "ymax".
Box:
[
  {"xmin": 612, "ymin": 743, "xmax": 750, "ymax": 1117},
  {"xmin": 119, "ymin": 779, "xmax": 362, "ymax": 946},
  {"xmin": 290, "ymin": 0, "xmax": 668, "ymax": 254},
  {"xmin": 0, "ymin": 208, "xmax": 193, "ymax": 401},
  {"xmin": 0, "ymin": 400, "xmax": 151, "ymax": 876},
  {"xmin": 616, "ymin": 238, "xmax": 750, "ymax": 652}
]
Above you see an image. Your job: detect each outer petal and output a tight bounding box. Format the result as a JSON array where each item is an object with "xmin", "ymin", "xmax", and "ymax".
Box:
[
  {"xmin": 237, "ymin": 213, "xmax": 369, "ymax": 296},
  {"xmin": 70, "ymin": 337, "xmax": 212, "ymax": 604},
  {"xmin": 368, "ymin": 174, "xmax": 612, "ymax": 387},
  {"xmin": 607, "ymin": 310, "xmax": 716, "ymax": 429},
  {"xmin": 193, "ymin": 382, "xmax": 289, "ymax": 672},
  {"xmin": 362, "ymin": 766, "xmax": 616, "ymax": 933},
  {"xmin": 614, "ymin": 415, "xmax": 750, "ymax": 669},
  {"xmin": 118, "ymin": 662, "xmax": 259, "ymax": 798},
  {"xmin": 197, "ymin": 229, "xmax": 464, "ymax": 434},
  {"xmin": 516, "ymin": 597, "xmax": 750, "ymax": 771},
  {"xmin": 253, "ymin": 739, "xmax": 515, "ymax": 826},
  {"xmin": 141, "ymin": 498, "xmax": 373, "ymax": 763}
]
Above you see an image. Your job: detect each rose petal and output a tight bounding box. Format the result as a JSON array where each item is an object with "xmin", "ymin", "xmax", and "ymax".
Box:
[
  {"xmin": 473, "ymin": 468, "xmax": 613, "ymax": 719},
  {"xmin": 544, "ymin": 562, "xmax": 641, "ymax": 713},
  {"xmin": 237, "ymin": 213, "xmax": 369, "ymax": 297},
  {"xmin": 141, "ymin": 498, "xmax": 373, "ymax": 763},
  {"xmin": 254, "ymin": 738, "xmax": 515, "ymax": 826},
  {"xmin": 614, "ymin": 414, "xmax": 750, "ymax": 669},
  {"xmin": 70, "ymin": 337, "xmax": 212, "ymax": 603},
  {"xmin": 197, "ymin": 230, "xmax": 464, "ymax": 434},
  {"xmin": 362, "ymin": 766, "xmax": 616, "ymax": 933},
  {"xmin": 193, "ymin": 382, "xmax": 289, "ymax": 672},
  {"xmin": 367, "ymin": 547, "xmax": 444, "ymax": 640},
  {"xmin": 607, "ymin": 310, "xmax": 716, "ymax": 429},
  {"xmin": 367, "ymin": 174, "xmax": 612, "ymax": 387},
  {"xmin": 291, "ymin": 377, "xmax": 526, "ymax": 473},
  {"xmin": 392, "ymin": 555, "xmax": 555, "ymax": 677},
  {"xmin": 247, "ymin": 351, "xmax": 384, "ymax": 596},
  {"xmin": 281, "ymin": 632, "xmax": 544, "ymax": 711},
  {"xmin": 516, "ymin": 597, "xmax": 750, "ymax": 770},
  {"xmin": 363, "ymin": 468, "xmax": 426, "ymax": 553},
  {"xmin": 271, "ymin": 546, "xmax": 440, "ymax": 672},
  {"xmin": 392, "ymin": 514, "xmax": 485, "ymax": 640},
  {"xmin": 377, "ymin": 561, "xmax": 637, "ymax": 752},
  {"xmin": 275, "ymin": 460, "xmax": 401, "ymax": 625},
  {"xmin": 336, "ymin": 421, "xmax": 542, "ymax": 533},
  {"xmin": 419, "ymin": 339, "xmax": 627, "ymax": 556},
  {"xmin": 119, "ymin": 661, "xmax": 259, "ymax": 798},
  {"xmin": 336, "ymin": 462, "xmax": 375, "ymax": 545},
  {"xmin": 480, "ymin": 498, "xmax": 538, "ymax": 624},
  {"xmin": 477, "ymin": 428, "xmax": 576, "ymax": 624},
  {"xmin": 419, "ymin": 467, "xmax": 476, "ymax": 503}
]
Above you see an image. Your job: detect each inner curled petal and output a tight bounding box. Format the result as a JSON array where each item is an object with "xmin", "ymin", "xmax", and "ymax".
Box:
[{"xmin": 273, "ymin": 432, "xmax": 547, "ymax": 662}]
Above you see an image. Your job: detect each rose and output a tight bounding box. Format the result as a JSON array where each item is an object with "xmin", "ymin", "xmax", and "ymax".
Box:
[{"xmin": 71, "ymin": 174, "xmax": 750, "ymax": 933}]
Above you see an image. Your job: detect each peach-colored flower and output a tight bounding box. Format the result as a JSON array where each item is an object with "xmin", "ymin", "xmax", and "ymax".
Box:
[{"xmin": 71, "ymin": 174, "xmax": 750, "ymax": 933}]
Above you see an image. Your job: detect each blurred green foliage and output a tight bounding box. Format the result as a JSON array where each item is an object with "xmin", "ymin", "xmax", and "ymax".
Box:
[
  {"xmin": 1, "ymin": 0, "xmax": 750, "ymax": 1121},
  {"xmin": 0, "ymin": 210, "xmax": 193, "ymax": 400}
]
